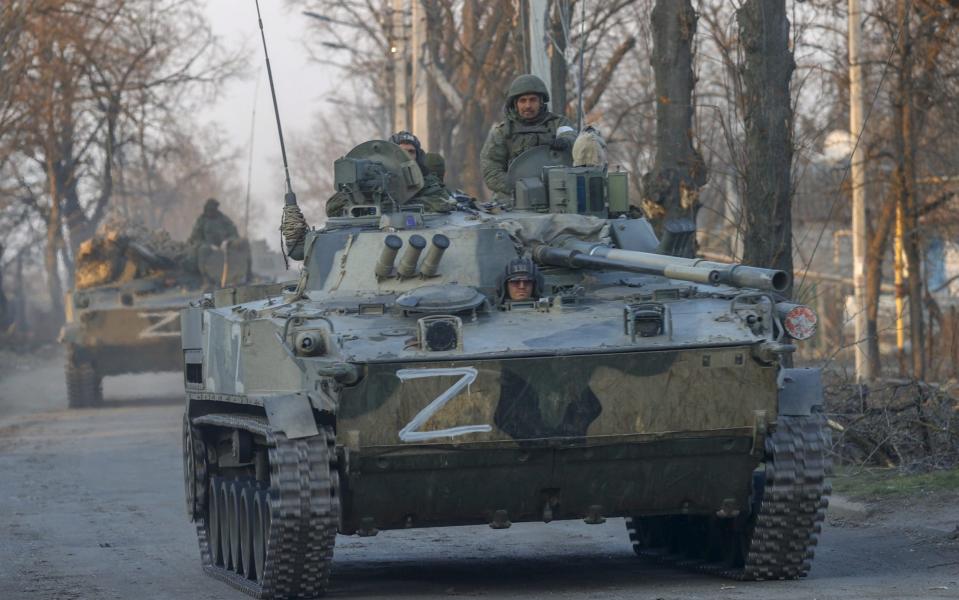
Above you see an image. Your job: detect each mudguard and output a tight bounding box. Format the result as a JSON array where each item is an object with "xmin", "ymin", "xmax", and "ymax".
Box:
[{"xmin": 777, "ymin": 367, "xmax": 824, "ymax": 416}]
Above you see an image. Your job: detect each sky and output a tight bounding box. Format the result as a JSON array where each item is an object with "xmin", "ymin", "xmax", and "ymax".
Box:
[{"xmin": 202, "ymin": 0, "xmax": 335, "ymax": 244}]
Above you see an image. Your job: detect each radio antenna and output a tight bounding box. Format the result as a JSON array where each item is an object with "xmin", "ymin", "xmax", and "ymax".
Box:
[{"xmin": 255, "ymin": 0, "xmax": 297, "ymax": 207}]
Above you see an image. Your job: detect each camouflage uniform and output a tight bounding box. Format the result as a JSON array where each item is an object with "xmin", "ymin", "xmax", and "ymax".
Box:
[
  {"xmin": 481, "ymin": 74, "xmax": 576, "ymax": 200},
  {"xmin": 188, "ymin": 198, "xmax": 239, "ymax": 247},
  {"xmin": 423, "ymin": 152, "xmax": 446, "ymax": 183},
  {"xmin": 326, "ymin": 135, "xmax": 454, "ymax": 216},
  {"xmin": 325, "ymin": 173, "xmax": 453, "ymax": 216},
  {"xmin": 186, "ymin": 198, "xmax": 240, "ymax": 277}
]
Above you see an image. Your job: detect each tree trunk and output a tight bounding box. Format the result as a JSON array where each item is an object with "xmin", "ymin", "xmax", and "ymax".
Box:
[
  {"xmin": 865, "ymin": 192, "xmax": 897, "ymax": 376},
  {"xmin": 641, "ymin": 0, "xmax": 706, "ymax": 256},
  {"xmin": 44, "ymin": 163, "xmax": 65, "ymax": 326},
  {"xmin": 894, "ymin": 0, "xmax": 925, "ymax": 380},
  {"xmin": 15, "ymin": 251, "xmax": 26, "ymax": 333},
  {"xmin": 737, "ymin": 0, "xmax": 795, "ymax": 295}
]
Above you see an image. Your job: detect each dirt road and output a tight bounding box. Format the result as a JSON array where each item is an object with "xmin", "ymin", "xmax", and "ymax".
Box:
[{"xmin": 0, "ymin": 355, "xmax": 957, "ymax": 600}]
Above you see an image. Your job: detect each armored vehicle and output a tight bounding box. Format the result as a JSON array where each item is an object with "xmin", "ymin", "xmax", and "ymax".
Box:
[
  {"xmin": 63, "ymin": 222, "xmax": 252, "ymax": 408},
  {"xmin": 180, "ymin": 140, "xmax": 830, "ymax": 598}
]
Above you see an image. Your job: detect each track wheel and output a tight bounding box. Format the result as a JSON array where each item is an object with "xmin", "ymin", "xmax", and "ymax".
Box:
[
  {"xmin": 208, "ymin": 476, "xmax": 223, "ymax": 566},
  {"xmin": 219, "ymin": 479, "xmax": 234, "ymax": 571},
  {"xmin": 65, "ymin": 355, "xmax": 102, "ymax": 408},
  {"xmin": 228, "ymin": 481, "xmax": 244, "ymax": 576},
  {"xmin": 239, "ymin": 483, "xmax": 257, "ymax": 580},
  {"xmin": 252, "ymin": 489, "xmax": 270, "ymax": 583}
]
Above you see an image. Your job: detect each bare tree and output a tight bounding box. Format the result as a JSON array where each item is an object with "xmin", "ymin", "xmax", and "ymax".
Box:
[
  {"xmin": 737, "ymin": 0, "xmax": 795, "ymax": 293},
  {"xmin": 0, "ymin": 0, "xmax": 241, "ymax": 322},
  {"xmin": 640, "ymin": 0, "xmax": 706, "ymax": 255}
]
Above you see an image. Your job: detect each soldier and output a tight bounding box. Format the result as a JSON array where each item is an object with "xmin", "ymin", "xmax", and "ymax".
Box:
[
  {"xmin": 423, "ymin": 152, "xmax": 446, "ymax": 184},
  {"xmin": 498, "ymin": 257, "xmax": 544, "ymax": 303},
  {"xmin": 390, "ymin": 130, "xmax": 427, "ymax": 173},
  {"xmin": 188, "ymin": 198, "xmax": 239, "ymax": 247},
  {"xmin": 187, "ymin": 198, "xmax": 243, "ymax": 284},
  {"xmin": 390, "ymin": 130, "xmax": 450, "ymax": 184},
  {"xmin": 480, "ymin": 74, "xmax": 577, "ymax": 201},
  {"xmin": 326, "ymin": 134, "xmax": 454, "ymax": 216}
]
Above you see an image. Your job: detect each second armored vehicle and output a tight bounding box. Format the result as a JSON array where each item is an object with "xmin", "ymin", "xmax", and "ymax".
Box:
[{"xmin": 63, "ymin": 221, "xmax": 253, "ymax": 408}]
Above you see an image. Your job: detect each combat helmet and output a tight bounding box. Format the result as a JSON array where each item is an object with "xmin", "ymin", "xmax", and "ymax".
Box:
[
  {"xmin": 505, "ymin": 74, "xmax": 550, "ymax": 115},
  {"xmin": 390, "ymin": 130, "xmax": 427, "ymax": 173},
  {"xmin": 497, "ymin": 256, "xmax": 545, "ymax": 303}
]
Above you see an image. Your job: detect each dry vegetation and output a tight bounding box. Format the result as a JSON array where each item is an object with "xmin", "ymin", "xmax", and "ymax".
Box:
[{"xmin": 825, "ymin": 371, "xmax": 959, "ymax": 472}]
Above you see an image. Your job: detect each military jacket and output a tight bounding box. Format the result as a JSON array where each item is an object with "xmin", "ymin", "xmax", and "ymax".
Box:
[
  {"xmin": 480, "ymin": 111, "xmax": 575, "ymax": 197},
  {"xmin": 188, "ymin": 213, "xmax": 239, "ymax": 247}
]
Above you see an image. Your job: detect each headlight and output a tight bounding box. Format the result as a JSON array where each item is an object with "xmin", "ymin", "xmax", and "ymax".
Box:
[{"xmin": 293, "ymin": 331, "xmax": 326, "ymax": 356}]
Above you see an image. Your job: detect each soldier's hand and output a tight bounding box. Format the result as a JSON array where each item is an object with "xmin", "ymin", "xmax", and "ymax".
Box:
[{"xmin": 549, "ymin": 137, "xmax": 572, "ymax": 152}]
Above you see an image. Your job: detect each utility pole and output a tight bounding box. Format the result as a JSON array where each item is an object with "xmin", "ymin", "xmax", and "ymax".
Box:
[
  {"xmin": 410, "ymin": 0, "xmax": 431, "ymax": 145},
  {"xmin": 848, "ymin": 0, "xmax": 874, "ymax": 380},
  {"xmin": 244, "ymin": 72, "xmax": 260, "ymax": 239},
  {"xmin": 528, "ymin": 0, "xmax": 551, "ymax": 93},
  {"xmin": 392, "ymin": 0, "xmax": 411, "ymax": 134},
  {"xmin": 391, "ymin": 0, "xmax": 431, "ymax": 143}
]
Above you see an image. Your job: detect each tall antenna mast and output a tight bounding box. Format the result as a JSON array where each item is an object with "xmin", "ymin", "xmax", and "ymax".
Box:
[
  {"xmin": 255, "ymin": 0, "xmax": 297, "ymax": 207},
  {"xmin": 243, "ymin": 70, "xmax": 261, "ymax": 237}
]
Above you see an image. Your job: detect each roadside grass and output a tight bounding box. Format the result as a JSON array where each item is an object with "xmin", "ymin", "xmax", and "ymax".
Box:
[{"xmin": 831, "ymin": 466, "xmax": 959, "ymax": 500}]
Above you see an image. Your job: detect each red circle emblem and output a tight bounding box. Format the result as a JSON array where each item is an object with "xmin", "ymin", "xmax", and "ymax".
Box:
[{"xmin": 783, "ymin": 305, "xmax": 818, "ymax": 340}]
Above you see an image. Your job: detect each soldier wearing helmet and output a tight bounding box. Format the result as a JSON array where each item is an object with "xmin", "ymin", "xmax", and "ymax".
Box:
[
  {"xmin": 390, "ymin": 131, "xmax": 449, "ymax": 185},
  {"xmin": 326, "ymin": 132, "xmax": 454, "ymax": 216},
  {"xmin": 480, "ymin": 74, "xmax": 576, "ymax": 201},
  {"xmin": 390, "ymin": 130, "xmax": 428, "ymax": 175},
  {"xmin": 498, "ymin": 257, "xmax": 545, "ymax": 303},
  {"xmin": 188, "ymin": 198, "xmax": 239, "ymax": 248}
]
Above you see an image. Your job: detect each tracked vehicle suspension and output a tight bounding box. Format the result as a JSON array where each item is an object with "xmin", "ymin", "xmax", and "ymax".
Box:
[
  {"xmin": 626, "ymin": 414, "xmax": 831, "ymax": 580},
  {"xmin": 184, "ymin": 413, "xmax": 339, "ymax": 599}
]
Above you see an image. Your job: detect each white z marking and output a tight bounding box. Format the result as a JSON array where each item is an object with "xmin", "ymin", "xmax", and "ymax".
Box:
[
  {"xmin": 137, "ymin": 311, "xmax": 180, "ymax": 338},
  {"xmin": 396, "ymin": 367, "xmax": 490, "ymax": 442}
]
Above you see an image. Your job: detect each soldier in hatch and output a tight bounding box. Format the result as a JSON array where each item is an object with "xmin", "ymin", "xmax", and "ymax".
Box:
[
  {"xmin": 188, "ymin": 198, "xmax": 239, "ymax": 247},
  {"xmin": 187, "ymin": 198, "xmax": 245, "ymax": 285},
  {"xmin": 498, "ymin": 257, "xmax": 544, "ymax": 303},
  {"xmin": 325, "ymin": 132, "xmax": 454, "ymax": 216},
  {"xmin": 389, "ymin": 131, "xmax": 450, "ymax": 193},
  {"xmin": 480, "ymin": 74, "xmax": 577, "ymax": 201}
]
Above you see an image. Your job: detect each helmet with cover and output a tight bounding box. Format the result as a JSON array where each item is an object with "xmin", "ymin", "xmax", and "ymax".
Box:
[
  {"xmin": 505, "ymin": 74, "xmax": 550, "ymax": 118},
  {"xmin": 498, "ymin": 256, "xmax": 544, "ymax": 302}
]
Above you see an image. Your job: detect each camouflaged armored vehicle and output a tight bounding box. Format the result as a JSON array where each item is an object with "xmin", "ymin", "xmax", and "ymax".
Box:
[
  {"xmin": 180, "ymin": 140, "xmax": 830, "ymax": 599},
  {"xmin": 63, "ymin": 221, "xmax": 251, "ymax": 408}
]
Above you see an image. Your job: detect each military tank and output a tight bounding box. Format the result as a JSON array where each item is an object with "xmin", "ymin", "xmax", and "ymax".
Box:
[
  {"xmin": 62, "ymin": 220, "xmax": 254, "ymax": 408},
  {"xmin": 180, "ymin": 140, "xmax": 830, "ymax": 598}
]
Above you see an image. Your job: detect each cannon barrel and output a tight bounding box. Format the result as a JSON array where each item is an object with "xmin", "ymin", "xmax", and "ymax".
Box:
[
  {"xmin": 538, "ymin": 238, "xmax": 790, "ymax": 292},
  {"xmin": 532, "ymin": 246, "xmax": 721, "ymax": 285}
]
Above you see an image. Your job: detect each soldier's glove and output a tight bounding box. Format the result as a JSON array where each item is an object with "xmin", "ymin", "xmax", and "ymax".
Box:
[{"xmin": 549, "ymin": 137, "xmax": 572, "ymax": 152}]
